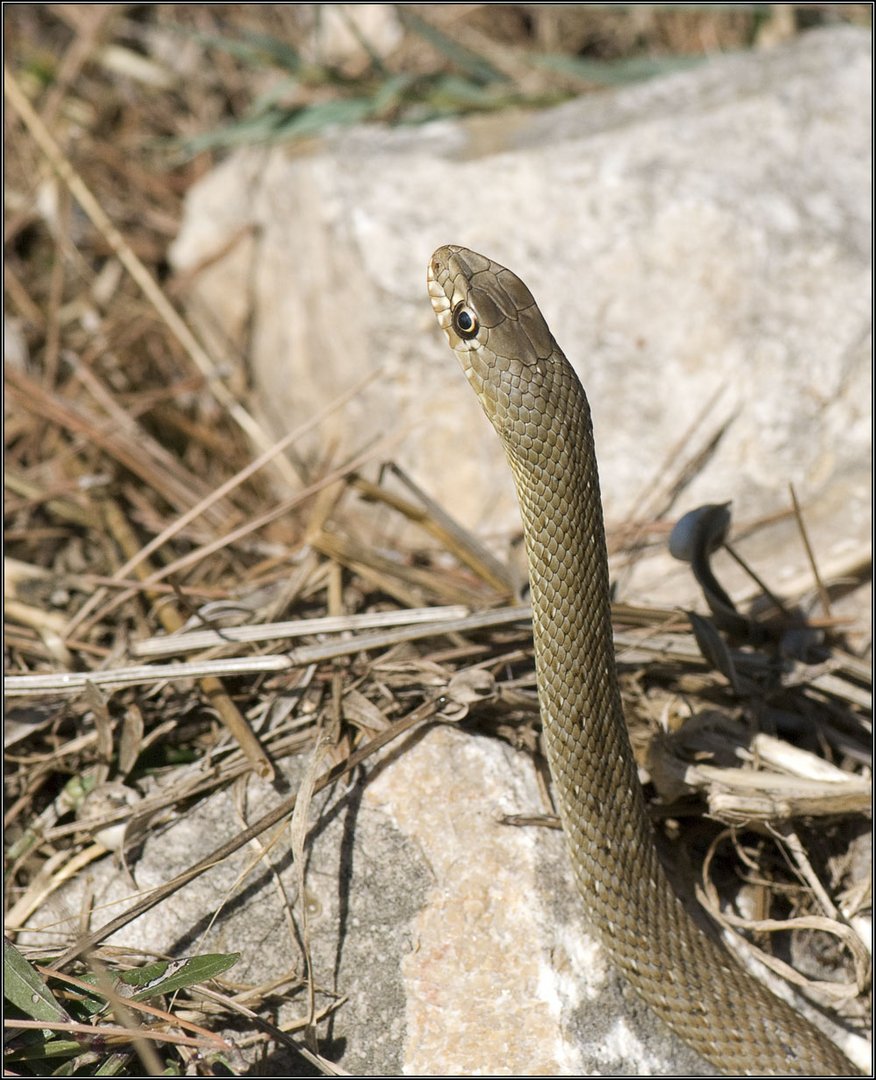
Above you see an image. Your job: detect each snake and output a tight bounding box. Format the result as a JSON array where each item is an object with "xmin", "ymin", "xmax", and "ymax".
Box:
[{"xmin": 427, "ymin": 245, "xmax": 857, "ymax": 1075}]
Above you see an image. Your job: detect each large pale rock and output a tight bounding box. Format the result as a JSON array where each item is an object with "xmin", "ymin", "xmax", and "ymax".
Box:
[
  {"xmin": 171, "ymin": 27, "xmax": 870, "ymax": 616},
  {"xmin": 364, "ymin": 726, "xmax": 714, "ymax": 1075}
]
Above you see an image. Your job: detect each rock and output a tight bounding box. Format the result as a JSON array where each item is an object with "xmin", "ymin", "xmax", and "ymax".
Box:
[
  {"xmin": 25, "ymin": 725, "xmax": 717, "ymax": 1074},
  {"xmin": 363, "ymin": 726, "xmax": 718, "ymax": 1076},
  {"xmin": 170, "ymin": 26, "xmax": 870, "ymax": 621}
]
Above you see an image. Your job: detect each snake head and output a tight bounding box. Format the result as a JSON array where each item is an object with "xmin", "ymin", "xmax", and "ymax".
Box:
[{"xmin": 427, "ymin": 245, "xmax": 559, "ymax": 441}]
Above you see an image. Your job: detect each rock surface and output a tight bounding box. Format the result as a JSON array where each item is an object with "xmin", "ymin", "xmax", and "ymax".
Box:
[{"xmin": 171, "ymin": 25, "xmax": 871, "ymax": 618}]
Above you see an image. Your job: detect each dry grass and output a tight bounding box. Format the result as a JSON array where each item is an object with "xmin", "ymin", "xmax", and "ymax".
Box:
[{"xmin": 4, "ymin": 5, "xmax": 871, "ymax": 1075}]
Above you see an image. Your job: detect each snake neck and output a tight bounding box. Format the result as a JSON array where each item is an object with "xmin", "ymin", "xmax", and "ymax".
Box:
[{"xmin": 502, "ymin": 360, "xmax": 658, "ymax": 885}]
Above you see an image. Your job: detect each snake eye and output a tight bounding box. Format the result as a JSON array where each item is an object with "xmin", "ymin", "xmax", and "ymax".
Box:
[{"xmin": 452, "ymin": 302, "xmax": 479, "ymax": 340}]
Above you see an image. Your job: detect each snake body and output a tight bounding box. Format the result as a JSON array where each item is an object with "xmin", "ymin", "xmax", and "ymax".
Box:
[{"xmin": 427, "ymin": 245, "xmax": 856, "ymax": 1075}]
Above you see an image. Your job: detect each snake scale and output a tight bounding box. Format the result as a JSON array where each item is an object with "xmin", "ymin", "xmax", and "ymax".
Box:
[{"xmin": 427, "ymin": 245, "xmax": 857, "ymax": 1075}]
